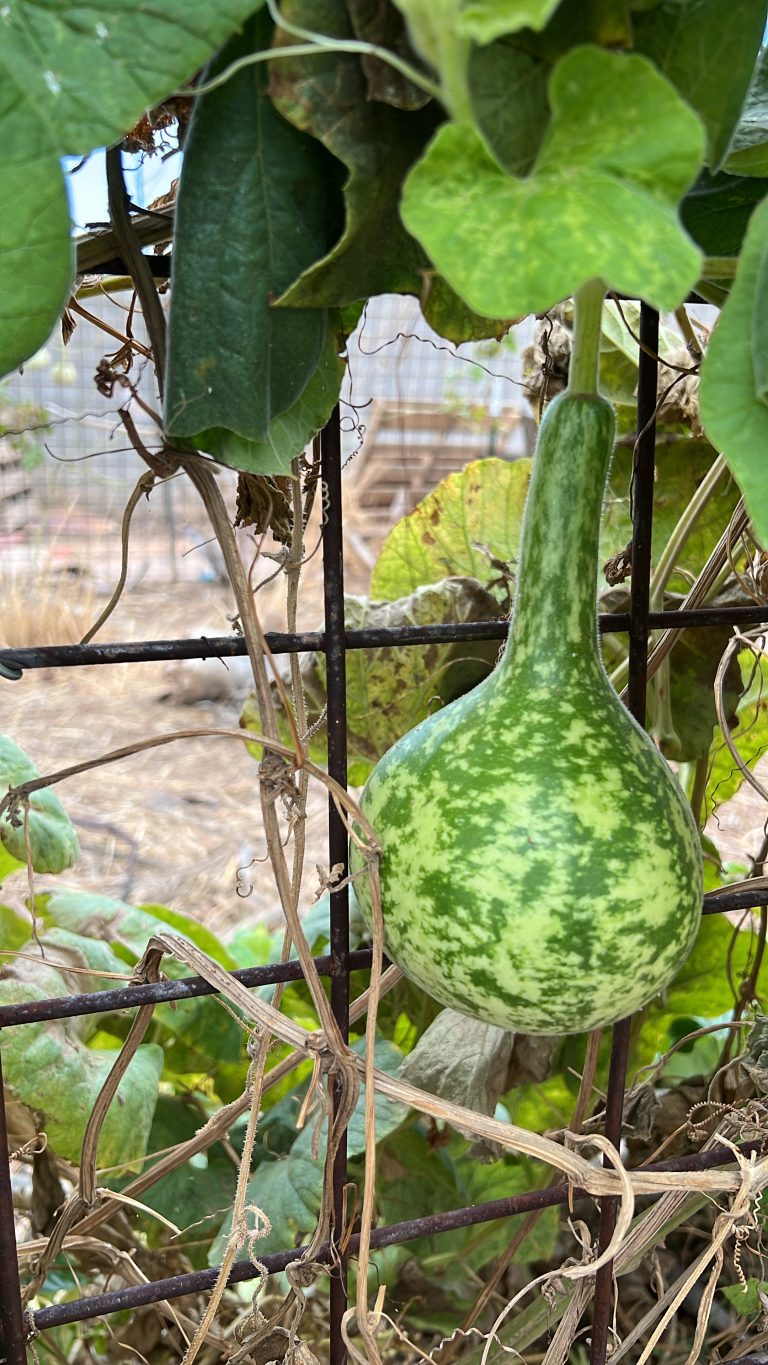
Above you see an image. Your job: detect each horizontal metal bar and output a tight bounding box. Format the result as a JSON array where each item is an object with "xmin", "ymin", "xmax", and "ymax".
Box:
[
  {"xmin": 28, "ymin": 1137, "xmax": 766, "ymax": 1332},
  {"xmin": 0, "ymin": 950, "xmax": 375, "ymax": 1028},
  {"xmin": 2, "ymin": 603, "xmax": 768, "ymax": 674},
  {"xmin": 0, "ymin": 884, "xmax": 764, "ymax": 1028}
]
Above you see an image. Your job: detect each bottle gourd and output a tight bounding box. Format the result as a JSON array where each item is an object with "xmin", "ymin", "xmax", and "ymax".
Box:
[{"xmin": 351, "ymin": 299, "xmax": 702, "ymax": 1035}]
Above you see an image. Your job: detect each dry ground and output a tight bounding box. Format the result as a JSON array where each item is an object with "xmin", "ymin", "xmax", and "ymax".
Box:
[{"xmin": 0, "ymin": 508, "xmax": 377, "ymax": 942}]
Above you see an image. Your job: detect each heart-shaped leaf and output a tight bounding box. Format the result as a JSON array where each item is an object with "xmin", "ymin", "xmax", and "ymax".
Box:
[
  {"xmin": 0, "ymin": 0, "xmax": 270, "ymax": 378},
  {"xmin": 401, "ymin": 45, "xmax": 704, "ymax": 318}
]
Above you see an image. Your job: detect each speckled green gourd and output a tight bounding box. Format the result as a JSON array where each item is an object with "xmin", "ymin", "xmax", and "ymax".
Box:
[{"xmin": 351, "ymin": 390, "xmax": 702, "ymax": 1035}]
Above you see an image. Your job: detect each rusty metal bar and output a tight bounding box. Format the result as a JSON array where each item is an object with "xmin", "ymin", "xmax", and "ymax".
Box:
[
  {"xmin": 590, "ymin": 303, "xmax": 660, "ymax": 1365},
  {"xmin": 28, "ymin": 1136, "xmax": 767, "ymax": 1335},
  {"xmin": 2, "ymin": 602, "xmax": 768, "ymax": 675},
  {"xmin": 0, "ymin": 1057, "xmax": 28, "ymax": 1365},
  {"xmin": 321, "ymin": 409, "xmax": 351, "ymax": 1365}
]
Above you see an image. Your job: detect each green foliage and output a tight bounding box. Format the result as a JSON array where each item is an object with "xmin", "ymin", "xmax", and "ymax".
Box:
[
  {"xmin": 700, "ymin": 195, "xmax": 768, "ymax": 544},
  {"xmin": 632, "ymin": 0, "xmax": 766, "ymax": 169},
  {"xmin": 0, "ymin": 0, "xmax": 266, "ymax": 378},
  {"xmin": 371, "ymin": 458, "xmax": 530, "ymax": 602},
  {"xmin": 456, "ymin": 0, "xmax": 562, "ymax": 42},
  {"xmin": 164, "ymin": 14, "xmax": 340, "ymax": 459},
  {"xmin": 0, "ymin": 735, "xmax": 79, "ymax": 872},
  {"xmin": 401, "ymin": 46, "xmax": 704, "ymax": 318},
  {"xmin": 705, "ymin": 651, "xmax": 768, "ymax": 816}
]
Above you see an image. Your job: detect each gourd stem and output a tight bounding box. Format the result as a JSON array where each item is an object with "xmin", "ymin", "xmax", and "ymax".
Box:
[{"xmin": 569, "ymin": 279, "xmax": 606, "ymax": 396}]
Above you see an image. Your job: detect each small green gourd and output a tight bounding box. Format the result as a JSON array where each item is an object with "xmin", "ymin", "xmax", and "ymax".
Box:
[{"xmin": 351, "ymin": 286, "xmax": 702, "ymax": 1035}]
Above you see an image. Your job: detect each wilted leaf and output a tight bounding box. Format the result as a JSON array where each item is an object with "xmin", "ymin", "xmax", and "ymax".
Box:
[
  {"xmin": 700, "ymin": 196, "xmax": 768, "ymax": 547},
  {"xmin": 633, "ymin": 0, "xmax": 765, "ymax": 170},
  {"xmin": 0, "ymin": 735, "xmax": 79, "ymax": 873},
  {"xmin": 284, "ymin": 578, "xmax": 502, "ymax": 781},
  {"xmin": 165, "ymin": 13, "xmax": 340, "ymax": 447},
  {"xmin": 401, "ymin": 47, "xmax": 704, "ymax": 318},
  {"xmin": 399, "ymin": 1009, "xmax": 513, "ymax": 1117},
  {"xmin": 0, "ymin": 0, "xmax": 270, "ymax": 377},
  {"xmin": 371, "ymin": 459, "xmax": 530, "ymax": 602},
  {"xmin": 345, "ymin": 0, "xmax": 432, "ymax": 109},
  {"xmin": 271, "ymin": 0, "xmax": 432, "ymax": 309}
]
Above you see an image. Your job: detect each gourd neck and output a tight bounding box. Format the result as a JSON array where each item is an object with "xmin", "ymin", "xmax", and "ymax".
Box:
[{"xmin": 500, "ymin": 281, "xmax": 614, "ymax": 678}]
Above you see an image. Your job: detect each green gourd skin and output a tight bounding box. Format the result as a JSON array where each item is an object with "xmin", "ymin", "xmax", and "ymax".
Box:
[{"xmin": 351, "ymin": 391, "xmax": 703, "ymax": 1035}]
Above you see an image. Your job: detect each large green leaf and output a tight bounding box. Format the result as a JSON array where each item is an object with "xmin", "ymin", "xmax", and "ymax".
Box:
[
  {"xmin": 682, "ymin": 170, "xmax": 768, "ymax": 257},
  {"xmin": 164, "ymin": 15, "xmax": 341, "ymax": 446},
  {"xmin": 0, "ymin": 735, "xmax": 79, "ymax": 873},
  {"xmin": 192, "ymin": 330, "xmax": 345, "ymax": 475},
  {"xmin": 725, "ymin": 48, "xmax": 768, "ymax": 178},
  {"xmin": 371, "ymin": 457, "xmax": 530, "ymax": 601},
  {"xmin": 271, "ymin": 0, "xmax": 434, "ymax": 309},
  {"xmin": 401, "ymin": 46, "xmax": 704, "ymax": 318},
  {"xmin": 209, "ymin": 1037, "xmax": 406, "ymax": 1263},
  {"xmin": 700, "ymin": 195, "xmax": 768, "ymax": 544},
  {"xmin": 0, "ymin": 0, "xmax": 269, "ymax": 378},
  {"xmin": 0, "ymin": 940, "xmax": 161, "ymax": 1165},
  {"xmin": 633, "ymin": 0, "xmax": 766, "ymax": 171}
]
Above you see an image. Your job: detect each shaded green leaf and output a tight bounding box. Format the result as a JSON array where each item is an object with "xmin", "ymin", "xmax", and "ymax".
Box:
[
  {"xmin": 0, "ymin": 735, "xmax": 79, "ymax": 872},
  {"xmin": 208, "ymin": 1144, "xmax": 323, "ymax": 1263},
  {"xmin": 468, "ymin": 41, "xmax": 549, "ymax": 177},
  {"xmin": 663, "ymin": 913, "xmax": 765, "ymax": 1018},
  {"xmin": 272, "ymin": 0, "xmax": 433, "ymax": 309},
  {"xmin": 706, "ymin": 651, "xmax": 768, "ymax": 816},
  {"xmin": 401, "ymin": 46, "xmax": 704, "ymax": 318},
  {"xmin": 633, "ymin": 0, "xmax": 765, "ymax": 170},
  {"xmin": 0, "ymin": 0, "xmax": 270, "ymax": 377},
  {"xmin": 117, "ymin": 1096, "xmax": 237, "ymax": 1266},
  {"xmin": 371, "ymin": 458, "xmax": 530, "ymax": 601},
  {"xmin": 700, "ymin": 196, "xmax": 768, "ymax": 543},
  {"xmin": 164, "ymin": 15, "xmax": 340, "ymax": 445},
  {"xmin": 601, "ymin": 439, "xmax": 740, "ymax": 588},
  {"xmin": 725, "ymin": 48, "xmax": 768, "ymax": 177},
  {"xmin": 194, "ymin": 331, "xmax": 345, "ymax": 475},
  {"xmin": 682, "ymin": 170, "xmax": 768, "ymax": 258},
  {"xmin": 421, "ymin": 275, "xmax": 516, "ymax": 344}
]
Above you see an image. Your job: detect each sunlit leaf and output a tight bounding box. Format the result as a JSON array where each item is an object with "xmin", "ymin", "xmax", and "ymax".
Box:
[
  {"xmin": 401, "ymin": 46, "xmax": 704, "ymax": 318},
  {"xmin": 0, "ymin": 735, "xmax": 79, "ymax": 873}
]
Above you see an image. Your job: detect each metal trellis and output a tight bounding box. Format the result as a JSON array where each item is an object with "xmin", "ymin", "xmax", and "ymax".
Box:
[{"xmin": 0, "ymin": 303, "xmax": 767, "ymax": 1365}]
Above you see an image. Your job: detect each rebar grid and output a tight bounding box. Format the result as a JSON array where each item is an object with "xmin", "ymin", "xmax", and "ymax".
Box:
[{"xmin": 0, "ymin": 303, "xmax": 767, "ymax": 1364}]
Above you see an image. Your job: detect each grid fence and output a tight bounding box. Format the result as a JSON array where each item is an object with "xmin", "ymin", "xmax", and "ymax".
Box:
[{"xmin": 0, "ymin": 302, "xmax": 767, "ymax": 1365}]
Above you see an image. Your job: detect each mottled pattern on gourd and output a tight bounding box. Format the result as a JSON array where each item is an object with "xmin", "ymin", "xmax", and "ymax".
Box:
[{"xmin": 351, "ymin": 395, "xmax": 702, "ymax": 1035}]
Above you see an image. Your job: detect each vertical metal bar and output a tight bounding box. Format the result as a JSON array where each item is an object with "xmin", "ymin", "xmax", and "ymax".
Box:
[
  {"xmin": 321, "ymin": 408, "xmax": 350, "ymax": 1365},
  {"xmin": 589, "ymin": 304, "xmax": 659, "ymax": 1365},
  {"xmin": 0, "ymin": 1055, "xmax": 28, "ymax": 1364}
]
